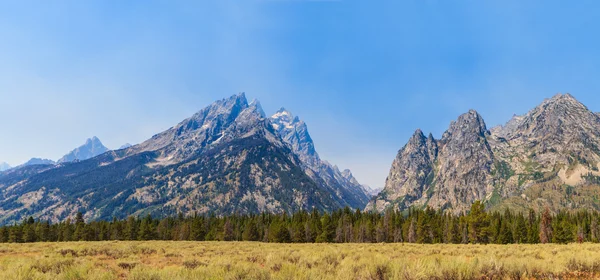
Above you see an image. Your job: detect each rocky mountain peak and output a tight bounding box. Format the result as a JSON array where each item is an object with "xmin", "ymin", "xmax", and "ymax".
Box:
[
  {"xmin": 249, "ymin": 99, "xmax": 266, "ymax": 118},
  {"xmin": 368, "ymin": 109, "xmax": 494, "ymax": 212},
  {"xmin": 127, "ymin": 93, "xmax": 263, "ymax": 162},
  {"xmin": 499, "ymin": 93, "xmax": 600, "ymax": 144},
  {"xmin": 445, "ymin": 110, "xmax": 488, "ymax": 138},
  {"xmin": 407, "ymin": 129, "xmax": 427, "ymax": 147},
  {"xmin": 270, "ymin": 109, "xmax": 317, "ymax": 159},
  {"xmin": 57, "ymin": 137, "xmax": 109, "ymax": 163},
  {"xmin": 271, "ymin": 108, "xmax": 295, "ymax": 127},
  {"xmin": 537, "ymin": 93, "xmax": 590, "ymax": 118}
]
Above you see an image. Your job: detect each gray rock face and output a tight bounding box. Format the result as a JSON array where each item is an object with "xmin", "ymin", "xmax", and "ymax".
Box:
[
  {"xmin": 369, "ymin": 93, "xmax": 600, "ymax": 213},
  {"xmin": 369, "ymin": 129, "xmax": 436, "ymax": 211},
  {"xmin": 58, "ymin": 137, "xmax": 109, "ymax": 163},
  {"xmin": 270, "ymin": 108, "xmax": 370, "ymax": 209}
]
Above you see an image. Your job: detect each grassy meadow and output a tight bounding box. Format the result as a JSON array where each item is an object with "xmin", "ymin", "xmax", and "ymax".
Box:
[{"xmin": 1, "ymin": 241, "xmax": 600, "ymax": 279}]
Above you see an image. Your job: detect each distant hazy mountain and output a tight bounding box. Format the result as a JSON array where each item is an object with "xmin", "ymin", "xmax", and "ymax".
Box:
[
  {"xmin": 0, "ymin": 93, "xmax": 359, "ymax": 224},
  {"xmin": 270, "ymin": 108, "xmax": 370, "ymax": 208},
  {"xmin": 368, "ymin": 93, "xmax": 600, "ymax": 214},
  {"xmin": 22, "ymin": 158, "xmax": 56, "ymax": 166},
  {"xmin": 57, "ymin": 137, "xmax": 109, "ymax": 163},
  {"xmin": 362, "ymin": 185, "xmax": 382, "ymax": 197},
  {"xmin": 0, "ymin": 162, "xmax": 10, "ymax": 172},
  {"xmin": 119, "ymin": 143, "xmax": 132, "ymax": 150}
]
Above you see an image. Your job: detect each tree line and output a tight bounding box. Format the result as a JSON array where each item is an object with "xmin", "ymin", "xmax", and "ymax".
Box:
[{"xmin": 0, "ymin": 201, "xmax": 597, "ymax": 244}]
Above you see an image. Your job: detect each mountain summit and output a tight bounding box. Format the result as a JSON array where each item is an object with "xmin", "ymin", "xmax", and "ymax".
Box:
[
  {"xmin": 369, "ymin": 93, "xmax": 600, "ymax": 214},
  {"xmin": 57, "ymin": 137, "xmax": 109, "ymax": 163}
]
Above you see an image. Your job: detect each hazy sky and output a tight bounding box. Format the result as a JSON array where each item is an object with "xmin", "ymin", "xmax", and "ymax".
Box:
[{"xmin": 2, "ymin": 1, "xmax": 600, "ymax": 187}]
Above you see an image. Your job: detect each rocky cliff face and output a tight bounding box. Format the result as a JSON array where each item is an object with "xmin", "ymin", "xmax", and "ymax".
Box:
[
  {"xmin": 0, "ymin": 94, "xmax": 355, "ymax": 224},
  {"xmin": 369, "ymin": 94, "xmax": 600, "ymax": 213},
  {"xmin": 270, "ymin": 108, "xmax": 370, "ymax": 209}
]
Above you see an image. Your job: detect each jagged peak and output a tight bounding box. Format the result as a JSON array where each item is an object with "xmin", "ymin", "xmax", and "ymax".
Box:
[
  {"xmin": 524, "ymin": 92, "xmax": 595, "ymax": 125},
  {"xmin": 457, "ymin": 109, "xmax": 487, "ymax": 130},
  {"xmin": 541, "ymin": 92, "xmax": 586, "ymax": 110},
  {"xmin": 184, "ymin": 93, "xmax": 250, "ymax": 126},
  {"xmin": 442, "ymin": 110, "xmax": 489, "ymax": 141},
  {"xmin": 236, "ymin": 91, "xmax": 246, "ymax": 100},
  {"xmin": 216, "ymin": 92, "xmax": 248, "ymax": 108},
  {"xmin": 86, "ymin": 136, "xmax": 103, "ymax": 145},
  {"xmin": 248, "ymin": 99, "xmax": 266, "ymax": 118},
  {"xmin": 406, "ymin": 129, "xmax": 428, "ymax": 147},
  {"xmin": 271, "ymin": 107, "xmax": 295, "ymax": 120},
  {"xmin": 276, "ymin": 107, "xmax": 289, "ymax": 114},
  {"xmin": 427, "ymin": 133, "xmax": 436, "ymax": 142},
  {"xmin": 411, "ymin": 129, "xmax": 426, "ymax": 139},
  {"xmin": 550, "ymin": 92, "xmax": 575, "ymax": 101}
]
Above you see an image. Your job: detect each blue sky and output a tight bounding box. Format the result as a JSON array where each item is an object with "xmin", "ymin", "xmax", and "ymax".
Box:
[{"xmin": 2, "ymin": 1, "xmax": 600, "ymax": 187}]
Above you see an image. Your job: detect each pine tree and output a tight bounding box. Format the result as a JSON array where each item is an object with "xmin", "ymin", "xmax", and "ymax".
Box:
[
  {"xmin": 467, "ymin": 201, "xmax": 489, "ymax": 244},
  {"xmin": 138, "ymin": 215, "xmax": 155, "ymax": 240},
  {"xmin": 63, "ymin": 219, "xmax": 73, "ymax": 241},
  {"xmin": 22, "ymin": 224, "xmax": 36, "ymax": 243},
  {"xmin": 553, "ymin": 219, "xmax": 573, "ymax": 244},
  {"xmin": 242, "ymin": 219, "xmax": 260, "ymax": 241},
  {"xmin": 9, "ymin": 225, "xmax": 22, "ymax": 243},
  {"xmin": 527, "ymin": 209, "xmax": 540, "ymax": 243},
  {"xmin": 0, "ymin": 227, "xmax": 8, "ymax": 243},
  {"xmin": 124, "ymin": 216, "xmax": 138, "ymax": 241},
  {"xmin": 316, "ymin": 213, "xmax": 335, "ymax": 243},
  {"xmin": 499, "ymin": 219, "xmax": 513, "ymax": 244},
  {"xmin": 73, "ymin": 212, "xmax": 85, "ymax": 241},
  {"xmin": 513, "ymin": 215, "xmax": 528, "ymax": 244}
]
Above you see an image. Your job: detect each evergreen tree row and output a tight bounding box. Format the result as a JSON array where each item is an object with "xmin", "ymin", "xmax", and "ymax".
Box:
[{"xmin": 0, "ymin": 202, "xmax": 596, "ymax": 244}]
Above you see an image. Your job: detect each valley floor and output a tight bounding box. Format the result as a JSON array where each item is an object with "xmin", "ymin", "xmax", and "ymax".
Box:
[{"xmin": 1, "ymin": 241, "xmax": 599, "ymax": 279}]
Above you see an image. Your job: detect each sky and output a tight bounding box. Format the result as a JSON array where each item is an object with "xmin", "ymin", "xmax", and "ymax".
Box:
[{"xmin": 2, "ymin": 0, "xmax": 600, "ymax": 188}]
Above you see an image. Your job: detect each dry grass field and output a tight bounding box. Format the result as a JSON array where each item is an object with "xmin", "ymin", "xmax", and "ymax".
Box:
[{"xmin": 1, "ymin": 242, "xmax": 600, "ymax": 279}]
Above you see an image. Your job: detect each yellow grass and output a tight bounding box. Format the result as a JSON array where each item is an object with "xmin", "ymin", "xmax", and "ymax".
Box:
[{"xmin": 1, "ymin": 241, "xmax": 600, "ymax": 279}]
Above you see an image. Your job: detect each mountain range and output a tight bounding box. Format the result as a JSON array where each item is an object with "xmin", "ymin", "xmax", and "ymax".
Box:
[
  {"xmin": 3, "ymin": 92, "xmax": 600, "ymax": 224},
  {"xmin": 0, "ymin": 93, "xmax": 369, "ymax": 224},
  {"xmin": 367, "ymin": 93, "xmax": 600, "ymax": 214}
]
